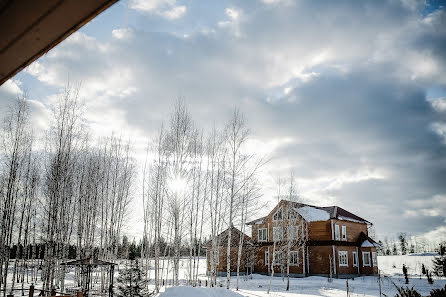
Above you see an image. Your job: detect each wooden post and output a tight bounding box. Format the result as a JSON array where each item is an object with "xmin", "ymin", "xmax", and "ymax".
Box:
[
  {"xmin": 29, "ymin": 285, "xmax": 35, "ymax": 297},
  {"xmin": 51, "ymin": 288, "xmax": 56, "ymax": 296},
  {"xmin": 77, "ymin": 291, "xmax": 83, "ymax": 297},
  {"xmin": 346, "ymin": 279, "xmax": 349, "ymax": 297},
  {"xmin": 378, "ymin": 270, "xmax": 382, "ymax": 297},
  {"xmin": 7, "ymin": 294, "xmax": 14, "ymax": 297}
]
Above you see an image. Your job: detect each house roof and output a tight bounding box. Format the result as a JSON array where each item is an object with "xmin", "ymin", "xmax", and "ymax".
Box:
[
  {"xmin": 246, "ymin": 200, "xmax": 371, "ymax": 225},
  {"xmin": 357, "ymin": 232, "xmax": 381, "ymax": 248},
  {"xmin": 204, "ymin": 225, "xmax": 252, "ymax": 248}
]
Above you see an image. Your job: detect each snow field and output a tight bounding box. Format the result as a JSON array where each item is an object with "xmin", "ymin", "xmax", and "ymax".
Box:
[{"xmin": 3, "ymin": 255, "xmax": 445, "ymax": 296}]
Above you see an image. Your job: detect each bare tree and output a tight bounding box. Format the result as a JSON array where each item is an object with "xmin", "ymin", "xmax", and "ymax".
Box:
[
  {"xmin": 235, "ymin": 176, "xmax": 261, "ymax": 290},
  {"xmin": 224, "ymin": 108, "xmax": 265, "ymax": 289},
  {"xmin": 42, "ymin": 84, "xmax": 83, "ymax": 293},
  {"xmin": 0, "ymin": 95, "xmax": 33, "ymax": 296}
]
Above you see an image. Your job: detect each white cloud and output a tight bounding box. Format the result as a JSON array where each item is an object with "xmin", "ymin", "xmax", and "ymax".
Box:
[
  {"xmin": 261, "ymin": 0, "xmax": 295, "ymax": 6},
  {"xmin": 218, "ymin": 7, "xmax": 243, "ymax": 37},
  {"xmin": 430, "ymin": 122, "xmax": 446, "ymax": 145},
  {"xmin": 0, "ymin": 79, "xmax": 23, "ymax": 96},
  {"xmin": 430, "ymin": 97, "xmax": 446, "ymax": 112},
  {"xmin": 17, "ymin": 0, "xmax": 446, "ymax": 241},
  {"xmin": 112, "ymin": 28, "xmax": 134, "ymax": 39},
  {"xmin": 129, "ymin": 0, "xmax": 186, "ymax": 19},
  {"xmin": 422, "ymin": 225, "xmax": 446, "ymax": 245},
  {"xmin": 160, "ymin": 5, "xmax": 186, "ymax": 20}
]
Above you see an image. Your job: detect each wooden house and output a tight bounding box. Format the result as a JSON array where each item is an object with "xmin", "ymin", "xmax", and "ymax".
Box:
[{"xmin": 205, "ymin": 200, "xmax": 379, "ymax": 278}]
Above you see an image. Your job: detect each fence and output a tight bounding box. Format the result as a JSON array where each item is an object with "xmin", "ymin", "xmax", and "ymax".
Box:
[{"xmin": 1, "ymin": 285, "xmax": 83, "ymax": 297}]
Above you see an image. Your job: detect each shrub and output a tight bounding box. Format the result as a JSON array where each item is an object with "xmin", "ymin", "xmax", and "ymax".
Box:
[
  {"xmin": 394, "ymin": 286, "xmax": 421, "ymax": 297},
  {"xmin": 432, "ymin": 256, "xmax": 446, "ymax": 277},
  {"xmin": 402, "ymin": 264, "xmax": 409, "ymax": 284},
  {"xmin": 429, "ymin": 285, "xmax": 446, "ymax": 297}
]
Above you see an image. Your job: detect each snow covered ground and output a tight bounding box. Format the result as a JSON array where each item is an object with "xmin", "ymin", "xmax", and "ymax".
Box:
[
  {"xmin": 155, "ymin": 255, "xmax": 446, "ymax": 297},
  {"xmin": 4, "ymin": 255, "xmax": 445, "ymax": 296}
]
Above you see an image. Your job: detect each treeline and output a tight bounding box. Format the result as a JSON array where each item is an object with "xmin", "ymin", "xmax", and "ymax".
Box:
[
  {"xmin": 377, "ymin": 232, "xmax": 443, "ymax": 256},
  {"xmin": 117, "ymin": 236, "xmax": 206, "ymax": 260},
  {"xmin": 0, "ymin": 85, "xmax": 136, "ymax": 294}
]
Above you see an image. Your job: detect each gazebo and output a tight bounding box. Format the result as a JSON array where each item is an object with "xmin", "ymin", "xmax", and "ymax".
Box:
[{"xmin": 60, "ymin": 257, "xmax": 116, "ymax": 297}]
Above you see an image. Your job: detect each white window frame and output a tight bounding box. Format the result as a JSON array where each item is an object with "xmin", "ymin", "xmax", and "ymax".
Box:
[
  {"xmin": 273, "ymin": 207, "xmax": 283, "ymax": 221},
  {"xmin": 290, "ymin": 251, "xmax": 299, "ymax": 266},
  {"xmin": 258, "ymin": 228, "xmax": 268, "ymax": 242},
  {"xmin": 287, "ymin": 225, "xmax": 298, "ymax": 241},
  {"xmin": 338, "ymin": 251, "xmax": 348, "ymax": 267},
  {"xmin": 362, "ymin": 252, "xmax": 371, "ymax": 267},
  {"xmin": 335, "ymin": 224, "xmax": 340, "ymax": 240},
  {"xmin": 273, "ymin": 251, "xmax": 283, "ymax": 265},
  {"xmin": 341, "ymin": 225, "xmax": 347, "ymax": 241},
  {"xmin": 372, "ymin": 252, "xmax": 377, "ymax": 266},
  {"xmin": 265, "ymin": 250, "xmax": 270, "ymax": 265},
  {"xmin": 352, "ymin": 251, "xmax": 358, "ymax": 267},
  {"xmin": 273, "ymin": 226, "xmax": 283, "ymax": 241}
]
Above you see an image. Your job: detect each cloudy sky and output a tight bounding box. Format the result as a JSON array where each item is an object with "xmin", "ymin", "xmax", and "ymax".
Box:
[{"xmin": 1, "ymin": 0, "xmax": 446, "ymax": 243}]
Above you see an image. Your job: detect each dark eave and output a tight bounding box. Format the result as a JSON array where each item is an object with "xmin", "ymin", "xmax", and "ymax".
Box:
[{"xmin": 0, "ymin": 0, "xmax": 118, "ymax": 86}]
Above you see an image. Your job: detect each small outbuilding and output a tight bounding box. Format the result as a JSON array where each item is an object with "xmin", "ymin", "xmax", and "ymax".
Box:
[{"xmin": 204, "ymin": 226, "xmax": 253, "ymax": 277}]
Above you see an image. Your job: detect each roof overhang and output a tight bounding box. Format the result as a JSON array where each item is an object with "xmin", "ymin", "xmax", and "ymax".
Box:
[{"xmin": 0, "ymin": 0, "xmax": 118, "ymax": 86}]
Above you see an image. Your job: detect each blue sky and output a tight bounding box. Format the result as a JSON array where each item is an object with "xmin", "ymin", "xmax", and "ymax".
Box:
[{"xmin": 1, "ymin": 0, "xmax": 446, "ymax": 243}]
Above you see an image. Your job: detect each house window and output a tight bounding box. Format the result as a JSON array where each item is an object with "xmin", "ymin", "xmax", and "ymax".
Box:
[
  {"xmin": 273, "ymin": 251, "xmax": 282, "ymax": 265},
  {"xmin": 273, "ymin": 226, "xmax": 283, "ymax": 241},
  {"xmin": 273, "ymin": 207, "xmax": 283, "ymax": 221},
  {"xmin": 265, "ymin": 250, "xmax": 270, "ymax": 265},
  {"xmin": 362, "ymin": 252, "xmax": 371, "ymax": 267},
  {"xmin": 258, "ymin": 228, "xmax": 268, "ymax": 242},
  {"xmin": 339, "ymin": 251, "xmax": 348, "ymax": 267},
  {"xmin": 287, "ymin": 208, "xmax": 298, "ymax": 220},
  {"xmin": 372, "ymin": 252, "xmax": 377, "ymax": 266},
  {"xmin": 335, "ymin": 224, "xmax": 340, "ymax": 240},
  {"xmin": 287, "ymin": 225, "xmax": 298, "ymax": 241},
  {"xmin": 341, "ymin": 226, "xmax": 347, "ymax": 241},
  {"xmin": 290, "ymin": 251, "xmax": 299, "ymax": 266},
  {"xmin": 353, "ymin": 251, "xmax": 358, "ymax": 267}
]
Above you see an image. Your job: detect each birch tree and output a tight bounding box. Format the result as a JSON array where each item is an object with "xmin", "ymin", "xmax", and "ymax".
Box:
[
  {"xmin": 0, "ymin": 96, "xmax": 33, "ymax": 296},
  {"xmin": 42, "ymin": 84, "xmax": 82, "ymax": 293},
  {"xmin": 224, "ymin": 108, "xmax": 265, "ymax": 289}
]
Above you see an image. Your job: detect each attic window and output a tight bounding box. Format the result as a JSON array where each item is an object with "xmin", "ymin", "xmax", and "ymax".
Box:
[
  {"xmin": 287, "ymin": 208, "xmax": 298, "ymax": 220},
  {"xmin": 273, "ymin": 207, "xmax": 283, "ymax": 221}
]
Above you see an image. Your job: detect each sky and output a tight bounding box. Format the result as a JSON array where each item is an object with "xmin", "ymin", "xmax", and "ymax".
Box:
[{"xmin": 1, "ymin": 0, "xmax": 446, "ymax": 244}]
